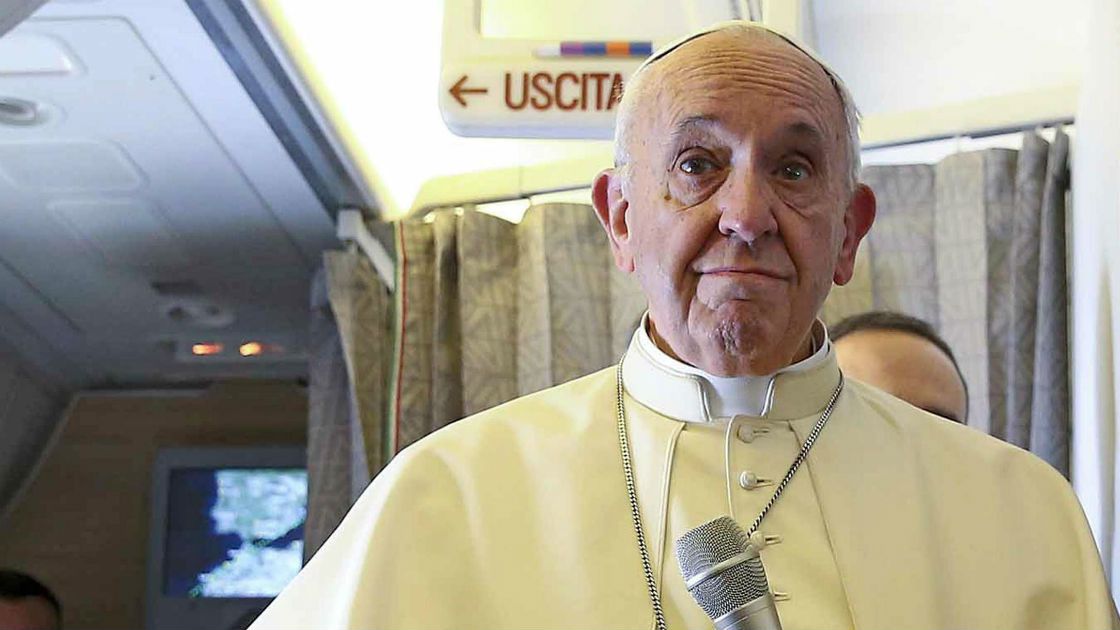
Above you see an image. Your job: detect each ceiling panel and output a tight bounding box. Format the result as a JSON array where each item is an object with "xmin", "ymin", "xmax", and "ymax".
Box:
[
  {"xmin": 47, "ymin": 198, "xmax": 193, "ymax": 269},
  {"xmin": 0, "ymin": 31, "xmax": 80, "ymax": 75},
  {"xmin": 0, "ymin": 0, "xmax": 339, "ymax": 385},
  {"xmin": 0, "ymin": 140, "xmax": 144, "ymax": 191}
]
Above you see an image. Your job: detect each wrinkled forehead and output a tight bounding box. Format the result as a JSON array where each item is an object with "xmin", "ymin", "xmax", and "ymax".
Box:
[
  {"xmin": 654, "ymin": 29, "xmax": 833, "ymax": 111},
  {"xmin": 634, "ymin": 28, "xmax": 844, "ymax": 146},
  {"xmin": 637, "ymin": 23, "xmax": 831, "ymax": 79}
]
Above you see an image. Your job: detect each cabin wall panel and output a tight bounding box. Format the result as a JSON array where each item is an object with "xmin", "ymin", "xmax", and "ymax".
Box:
[
  {"xmin": 0, "ymin": 380, "xmax": 307, "ymax": 630},
  {"xmin": 0, "ymin": 342, "xmax": 68, "ymax": 521}
]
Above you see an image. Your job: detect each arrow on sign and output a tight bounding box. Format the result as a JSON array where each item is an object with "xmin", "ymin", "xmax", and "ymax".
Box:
[{"xmin": 449, "ymin": 75, "xmax": 488, "ymax": 107}]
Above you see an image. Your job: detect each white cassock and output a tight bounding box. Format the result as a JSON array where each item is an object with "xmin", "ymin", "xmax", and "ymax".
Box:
[{"xmin": 253, "ymin": 319, "xmax": 1117, "ymax": 629}]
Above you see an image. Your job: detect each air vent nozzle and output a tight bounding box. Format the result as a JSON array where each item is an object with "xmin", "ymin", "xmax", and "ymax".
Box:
[
  {"xmin": 0, "ymin": 97, "xmax": 44, "ymax": 126},
  {"xmin": 162, "ymin": 299, "xmax": 234, "ymax": 329}
]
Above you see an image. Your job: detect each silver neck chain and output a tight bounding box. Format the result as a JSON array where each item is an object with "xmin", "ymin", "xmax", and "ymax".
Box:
[{"xmin": 614, "ymin": 360, "xmax": 845, "ymax": 629}]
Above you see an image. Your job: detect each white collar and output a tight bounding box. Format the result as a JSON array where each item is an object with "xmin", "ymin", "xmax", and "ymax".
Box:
[{"xmin": 622, "ymin": 313, "xmax": 840, "ymax": 423}]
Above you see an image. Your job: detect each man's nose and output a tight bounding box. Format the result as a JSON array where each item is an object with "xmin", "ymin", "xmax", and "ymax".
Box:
[{"xmin": 716, "ymin": 169, "xmax": 778, "ymax": 244}]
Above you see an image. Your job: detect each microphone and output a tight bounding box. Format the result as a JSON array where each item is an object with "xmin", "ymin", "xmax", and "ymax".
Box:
[{"xmin": 675, "ymin": 516, "xmax": 782, "ymax": 630}]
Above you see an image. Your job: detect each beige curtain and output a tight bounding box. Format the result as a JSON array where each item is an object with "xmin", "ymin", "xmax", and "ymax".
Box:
[
  {"xmin": 304, "ymin": 251, "xmax": 393, "ymax": 560},
  {"xmin": 827, "ymin": 131, "xmax": 1071, "ymax": 476},
  {"xmin": 390, "ymin": 203, "xmax": 646, "ymax": 452}
]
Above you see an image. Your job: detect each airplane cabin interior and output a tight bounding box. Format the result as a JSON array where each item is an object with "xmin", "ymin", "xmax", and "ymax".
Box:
[{"xmin": 0, "ymin": 0, "xmax": 1118, "ymax": 628}]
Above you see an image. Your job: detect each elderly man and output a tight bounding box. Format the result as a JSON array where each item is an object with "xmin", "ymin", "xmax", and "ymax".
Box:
[{"xmin": 252, "ymin": 22, "xmax": 1115, "ymax": 630}]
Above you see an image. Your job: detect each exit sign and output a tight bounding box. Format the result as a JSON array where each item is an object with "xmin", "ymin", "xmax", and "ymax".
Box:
[
  {"xmin": 440, "ymin": 64, "xmax": 635, "ymax": 138},
  {"xmin": 440, "ymin": 1, "xmax": 661, "ymax": 139}
]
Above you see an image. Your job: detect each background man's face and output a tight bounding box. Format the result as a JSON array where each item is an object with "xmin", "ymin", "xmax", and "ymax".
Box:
[
  {"xmin": 614, "ymin": 30, "xmax": 870, "ymax": 376},
  {"xmin": 834, "ymin": 329, "xmax": 969, "ymax": 422},
  {"xmin": 0, "ymin": 597, "xmax": 59, "ymax": 630}
]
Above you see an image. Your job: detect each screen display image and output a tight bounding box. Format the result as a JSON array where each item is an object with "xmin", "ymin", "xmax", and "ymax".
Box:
[{"xmin": 162, "ymin": 468, "xmax": 307, "ymax": 598}]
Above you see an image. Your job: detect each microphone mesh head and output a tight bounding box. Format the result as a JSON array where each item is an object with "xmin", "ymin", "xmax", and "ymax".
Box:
[{"xmin": 675, "ymin": 516, "xmax": 771, "ymax": 620}]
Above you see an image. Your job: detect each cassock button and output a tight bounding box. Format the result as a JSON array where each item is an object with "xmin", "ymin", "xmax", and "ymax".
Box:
[
  {"xmin": 749, "ymin": 531, "xmax": 783, "ymax": 549},
  {"xmin": 739, "ymin": 470, "xmax": 773, "ymax": 490},
  {"xmin": 736, "ymin": 424, "xmax": 770, "ymax": 443}
]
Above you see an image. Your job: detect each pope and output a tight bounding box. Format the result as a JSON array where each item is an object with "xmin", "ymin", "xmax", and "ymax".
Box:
[{"xmin": 251, "ymin": 21, "xmax": 1116, "ymax": 630}]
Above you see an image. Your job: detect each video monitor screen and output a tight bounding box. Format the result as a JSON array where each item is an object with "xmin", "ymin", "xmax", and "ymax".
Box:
[{"xmin": 162, "ymin": 468, "xmax": 307, "ymax": 598}]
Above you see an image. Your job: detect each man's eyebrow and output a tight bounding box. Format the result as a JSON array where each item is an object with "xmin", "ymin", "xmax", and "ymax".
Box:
[
  {"xmin": 783, "ymin": 121, "xmax": 826, "ymax": 144},
  {"xmin": 670, "ymin": 115, "xmax": 721, "ymax": 139},
  {"xmin": 669, "ymin": 118, "xmax": 826, "ymax": 145}
]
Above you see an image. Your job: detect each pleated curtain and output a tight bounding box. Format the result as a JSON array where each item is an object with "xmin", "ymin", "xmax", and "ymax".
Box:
[
  {"xmin": 305, "ymin": 132, "xmax": 1072, "ymax": 555},
  {"xmin": 829, "ymin": 131, "xmax": 1071, "ymax": 476},
  {"xmin": 304, "ymin": 252, "xmax": 393, "ymax": 560},
  {"xmin": 391, "ymin": 203, "xmax": 647, "ymax": 452}
]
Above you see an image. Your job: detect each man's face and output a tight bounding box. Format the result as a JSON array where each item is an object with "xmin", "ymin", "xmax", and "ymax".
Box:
[
  {"xmin": 0, "ymin": 597, "xmax": 59, "ymax": 630},
  {"xmin": 594, "ymin": 29, "xmax": 874, "ymax": 376},
  {"xmin": 834, "ymin": 329, "xmax": 969, "ymax": 422}
]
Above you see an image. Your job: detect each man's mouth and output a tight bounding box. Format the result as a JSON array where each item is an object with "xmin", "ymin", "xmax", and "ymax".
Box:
[{"xmin": 700, "ymin": 267, "xmax": 787, "ymax": 280}]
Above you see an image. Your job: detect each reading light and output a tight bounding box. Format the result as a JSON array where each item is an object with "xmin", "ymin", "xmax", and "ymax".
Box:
[
  {"xmin": 239, "ymin": 342, "xmax": 263, "ymax": 357},
  {"xmin": 191, "ymin": 342, "xmax": 224, "ymax": 356}
]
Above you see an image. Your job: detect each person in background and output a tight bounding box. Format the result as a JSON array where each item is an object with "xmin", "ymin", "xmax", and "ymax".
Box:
[
  {"xmin": 0, "ymin": 570, "xmax": 60, "ymax": 630},
  {"xmin": 831, "ymin": 311, "xmax": 969, "ymax": 423}
]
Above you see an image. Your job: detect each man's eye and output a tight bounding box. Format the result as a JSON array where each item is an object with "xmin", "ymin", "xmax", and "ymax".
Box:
[
  {"xmin": 679, "ymin": 156, "xmax": 718, "ymax": 175},
  {"xmin": 780, "ymin": 163, "xmax": 810, "ymax": 181}
]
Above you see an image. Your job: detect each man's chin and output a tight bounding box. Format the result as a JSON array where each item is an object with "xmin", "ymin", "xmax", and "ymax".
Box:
[{"xmin": 694, "ymin": 316, "xmax": 786, "ymax": 376}]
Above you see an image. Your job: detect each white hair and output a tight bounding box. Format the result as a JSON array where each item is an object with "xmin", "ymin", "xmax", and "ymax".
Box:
[{"xmin": 614, "ymin": 21, "xmax": 862, "ymax": 191}]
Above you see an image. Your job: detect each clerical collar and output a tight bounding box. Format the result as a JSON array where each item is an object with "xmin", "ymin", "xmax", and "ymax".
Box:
[{"xmin": 621, "ymin": 313, "xmax": 841, "ymax": 423}]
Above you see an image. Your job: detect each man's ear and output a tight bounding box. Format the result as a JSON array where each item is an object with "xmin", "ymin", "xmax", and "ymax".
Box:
[
  {"xmin": 833, "ymin": 183, "xmax": 876, "ymax": 285},
  {"xmin": 592, "ymin": 167, "xmax": 635, "ymax": 273}
]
